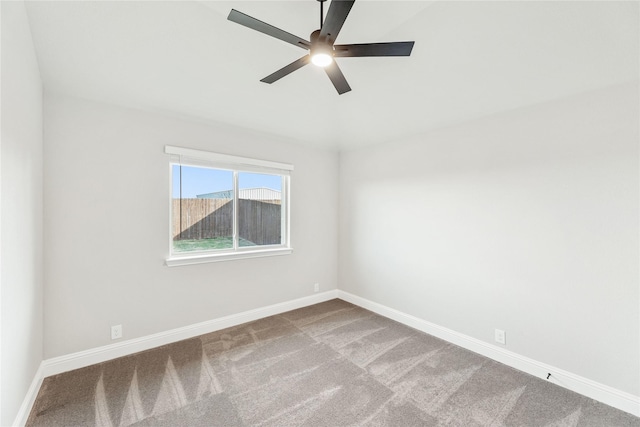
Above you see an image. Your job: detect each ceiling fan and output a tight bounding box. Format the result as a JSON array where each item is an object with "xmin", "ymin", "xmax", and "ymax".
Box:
[{"xmin": 228, "ymin": 0, "xmax": 415, "ymax": 95}]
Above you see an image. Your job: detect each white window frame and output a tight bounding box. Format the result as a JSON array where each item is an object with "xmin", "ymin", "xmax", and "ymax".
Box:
[{"xmin": 165, "ymin": 145, "xmax": 292, "ymax": 267}]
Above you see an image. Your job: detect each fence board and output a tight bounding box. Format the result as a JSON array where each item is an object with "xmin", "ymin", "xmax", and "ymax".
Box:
[{"xmin": 172, "ymin": 198, "xmax": 281, "ymax": 245}]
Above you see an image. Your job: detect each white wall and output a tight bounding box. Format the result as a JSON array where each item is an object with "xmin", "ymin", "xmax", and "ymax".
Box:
[
  {"xmin": 0, "ymin": 1, "xmax": 44, "ymax": 425},
  {"xmin": 339, "ymin": 82, "xmax": 639, "ymax": 396},
  {"xmin": 43, "ymin": 95, "xmax": 338, "ymax": 358}
]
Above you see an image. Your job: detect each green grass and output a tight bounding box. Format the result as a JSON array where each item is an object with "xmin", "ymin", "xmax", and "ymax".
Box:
[{"xmin": 173, "ymin": 237, "xmax": 256, "ymax": 252}]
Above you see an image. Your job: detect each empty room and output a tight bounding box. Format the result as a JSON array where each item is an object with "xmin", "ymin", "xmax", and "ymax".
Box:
[{"xmin": 1, "ymin": 0, "xmax": 639, "ymax": 425}]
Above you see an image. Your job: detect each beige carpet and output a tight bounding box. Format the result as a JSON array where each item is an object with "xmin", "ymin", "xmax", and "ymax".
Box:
[{"xmin": 27, "ymin": 299, "xmax": 639, "ymax": 426}]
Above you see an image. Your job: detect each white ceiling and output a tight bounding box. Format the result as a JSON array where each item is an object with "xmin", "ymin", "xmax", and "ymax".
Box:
[{"xmin": 24, "ymin": 0, "xmax": 639, "ymax": 150}]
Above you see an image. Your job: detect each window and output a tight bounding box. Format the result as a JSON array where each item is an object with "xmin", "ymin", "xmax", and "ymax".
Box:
[{"xmin": 165, "ymin": 146, "xmax": 292, "ymax": 266}]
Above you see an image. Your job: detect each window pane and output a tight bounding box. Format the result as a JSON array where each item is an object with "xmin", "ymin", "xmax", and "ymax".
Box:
[
  {"xmin": 172, "ymin": 165, "xmax": 234, "ymax": 252},
  {"xmin": 238, "ymin": 172, "xmax": 282, "ymax": 247}
]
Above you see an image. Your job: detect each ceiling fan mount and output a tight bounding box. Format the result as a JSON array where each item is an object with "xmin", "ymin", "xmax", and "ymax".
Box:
[{"xmin": 228, "ymin": 0, "xmax": 415, "ymax": 95}]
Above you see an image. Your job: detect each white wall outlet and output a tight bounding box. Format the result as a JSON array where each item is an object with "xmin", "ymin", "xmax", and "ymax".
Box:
[
  {"xmin": 111, "ymin": 324, "xmax": 123, "ymax": 340},
  {"xmin": 494, "ymin": 329, "xmax": 506, "ymax": 345},
  {"xmin": 314, "ymin": 283, "xmax": 319, "ymax": 292}
]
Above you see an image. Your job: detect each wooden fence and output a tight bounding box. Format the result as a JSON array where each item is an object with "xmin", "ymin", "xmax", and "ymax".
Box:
[{"xmin": 172, "ymin": 198, "xmax": 281, "ymax": 245}]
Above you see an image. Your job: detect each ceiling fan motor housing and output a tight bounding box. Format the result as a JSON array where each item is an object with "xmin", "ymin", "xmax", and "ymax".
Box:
[{"xmin": 310, "ymin": 29, "xmax": 334, "ymax": 57}]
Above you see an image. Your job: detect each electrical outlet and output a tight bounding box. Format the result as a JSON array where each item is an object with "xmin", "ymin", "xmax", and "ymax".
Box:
[
  {"xmin": 111, "ymin": 324, "xmax": 123, "ymax": 340},
  {"xmin": 494, "ymin": 329, "xmax": 506, "ymax": 345},
  {"xmin": 314, "ymin": 283, "xmax": 319, "ymax": 292}
]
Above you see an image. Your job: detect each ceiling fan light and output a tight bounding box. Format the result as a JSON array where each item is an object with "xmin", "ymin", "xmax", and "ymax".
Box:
[{"xmin": 311, "ymin": 53, "xmax": 333, "ymax": 67}]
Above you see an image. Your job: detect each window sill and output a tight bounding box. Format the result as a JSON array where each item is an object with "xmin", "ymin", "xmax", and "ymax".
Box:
[{"xmin": 165, "ymin": 247, "xmax": 293, "ymax": 267}]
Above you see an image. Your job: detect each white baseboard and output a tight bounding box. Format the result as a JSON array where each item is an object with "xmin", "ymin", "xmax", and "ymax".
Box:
[
  {"xmin": 337, "ymin": 290, "xmax": 640, "ymax": 417},
  {"xmin": 12, "ymin": 363, "xmax": 44, "ymax": 427},
  {"xmin": 42, "ymin": 290, "xmax": 339, "ymax": 378},
  {"xmin": 14, "ymin": 290, "xmax": 339, "ymax": 426}
]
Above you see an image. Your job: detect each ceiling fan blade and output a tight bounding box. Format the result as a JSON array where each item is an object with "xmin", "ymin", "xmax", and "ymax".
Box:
[
  {"xmin": 325, "ymin": 61, "xmax": 351, "ymax": 94},
  {"xmin": 261, "ymin": 55, "xmax": 311, "ymax": 84},
  {"xmin": 228, "ymin": 9, "xmax": 311, "ymax": 50},
  {"xmin": 319, "ymin": 0, "xmax": 355, "ymax": 45},
  {"xmin": 334, "ymin": 41, "xmax": 415, "ymax": 57}
]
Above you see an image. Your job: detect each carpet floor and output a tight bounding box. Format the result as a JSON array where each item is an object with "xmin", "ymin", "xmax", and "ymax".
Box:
[{"xmin": 27, "ymin": 299, "xmax": 639, "ymax": 426}]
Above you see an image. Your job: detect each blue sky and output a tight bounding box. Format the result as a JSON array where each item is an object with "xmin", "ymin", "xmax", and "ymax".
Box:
[{"xmin": 172, "ymin": 165, "xmax": 282, "ymax": 198}]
